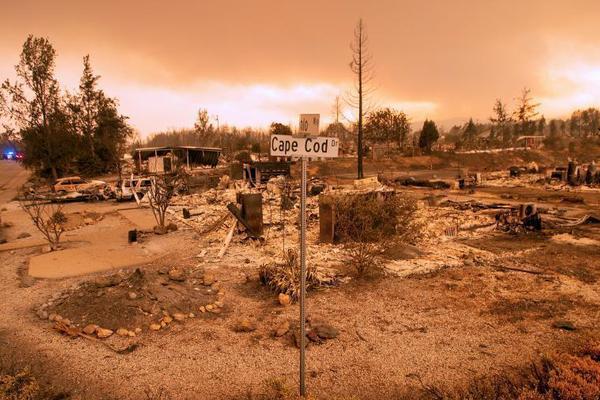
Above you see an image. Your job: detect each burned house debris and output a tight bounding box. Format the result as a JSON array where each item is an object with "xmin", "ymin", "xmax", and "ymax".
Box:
[{"xmin": 134, "ymin": 146, "xmax": 221, "ymax": 174}]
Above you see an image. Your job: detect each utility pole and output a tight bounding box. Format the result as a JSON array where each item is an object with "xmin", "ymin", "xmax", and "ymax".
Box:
[{"xmin": 213, "ymin": 114, "xmax": 221, "ymax": 149}]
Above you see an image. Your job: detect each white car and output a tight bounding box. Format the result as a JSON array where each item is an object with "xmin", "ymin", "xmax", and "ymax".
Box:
[
  {"xmin": 115, "ymin": 177, "xmax": 153, "ymax": 201},
  {"xmin": 53, "ymin": 176, "xmax": 107, "ymax": 194}
]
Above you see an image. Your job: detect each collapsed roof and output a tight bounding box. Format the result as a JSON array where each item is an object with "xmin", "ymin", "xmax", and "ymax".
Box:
[{"xmin": 134, "ymin": 146, "xmax": 221, "ymax": 168}]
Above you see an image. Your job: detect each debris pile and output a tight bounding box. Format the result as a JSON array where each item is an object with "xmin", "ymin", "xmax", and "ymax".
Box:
[{"xmin": 495, "ymin": 203, "xmax": 542, "ymax": 233}]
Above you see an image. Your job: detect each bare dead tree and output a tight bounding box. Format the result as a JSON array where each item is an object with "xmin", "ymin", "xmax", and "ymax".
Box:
[
  {"xmin": 147, "ymin": 172, "xmax": 186, "ymax": 231},
  {"xmin": 348, "ymin": 19, "xmax": 375, "ymax": 179},
  {"xmin": 19, "ymin": 189, "xmax": 67, "ymax": 250}
]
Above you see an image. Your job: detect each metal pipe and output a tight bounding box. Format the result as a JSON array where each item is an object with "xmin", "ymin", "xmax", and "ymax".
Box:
[{"xmin": 299, "ymin": 156, "xmax": 307, "ymax": 397}]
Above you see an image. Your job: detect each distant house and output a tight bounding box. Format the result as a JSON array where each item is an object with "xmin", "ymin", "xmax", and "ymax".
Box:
[
  {"xmin": 134, "ymin": 146, "xmax": 221, "ymax": 174},
  {"xmin": 516, "ymin": 136, "xmax": 545, "ymax": 149}
]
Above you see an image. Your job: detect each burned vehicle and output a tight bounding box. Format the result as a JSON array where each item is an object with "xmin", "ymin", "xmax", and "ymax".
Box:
[{"xmin": 115, "ymin": 177, "xmax": 153, "ymax": 201}]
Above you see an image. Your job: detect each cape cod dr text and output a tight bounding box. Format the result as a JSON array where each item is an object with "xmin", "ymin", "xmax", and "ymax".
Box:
[{"xmin": 270, "ymin": 135, "xmax": 339, "ymax": 158}]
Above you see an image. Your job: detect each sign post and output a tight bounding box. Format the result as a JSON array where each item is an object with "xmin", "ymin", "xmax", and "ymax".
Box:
[
  {"xmin": 269, "ymin": 116, "xmax": 338, "ymax": 397},
  {"xmin": 299, "ymin": 155, "xmax": 307, "ymax": 396}
]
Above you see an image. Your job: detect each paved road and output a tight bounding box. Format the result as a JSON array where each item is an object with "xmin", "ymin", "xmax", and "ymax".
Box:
[{"xmin": 0, "ymin": 160, "xmax": 29, "ymax": 204}]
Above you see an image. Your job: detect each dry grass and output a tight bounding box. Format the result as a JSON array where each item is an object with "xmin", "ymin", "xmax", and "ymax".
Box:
[
  {"xmin": 406, "ymin": 341, "xmax": 600, "ymax": 400},
  {"xmin": 0, "ymin": 368, "xmax": 40, "ymax": 400}
]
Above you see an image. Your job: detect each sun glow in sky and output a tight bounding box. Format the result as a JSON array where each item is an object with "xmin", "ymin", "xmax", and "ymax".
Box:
[{"xmin": 3, "ymin": 0, "xmax": 600, "ymax": 136}]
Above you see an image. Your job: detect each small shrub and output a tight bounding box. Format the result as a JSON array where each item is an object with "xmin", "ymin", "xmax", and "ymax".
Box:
[
  {"xmin": 334, "ymin": 192, "xmax": 421, "ymax": 276},
  {"xmin": 0, "ymin": 368, "xmax": 40, "ymax": 400},
  {"xmin": 259, "ymin": 250, "xmax": 337, "ymax": 301},
  {"xmin": 19, "ymin": 189, "xmax": 67, "ymax": 250},
  {"xmin": 146, "ymin": 170, "xmax": 186, "ymax": 230},
  {"xmin": 548, "ymin": 354, "xmax": 600, "ymax": 399},
  {"xmin": 411, "ymin": 343, "xmax": 600, "ymax": 400}
]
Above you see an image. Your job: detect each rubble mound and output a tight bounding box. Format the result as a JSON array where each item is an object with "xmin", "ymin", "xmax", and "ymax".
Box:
[{"xmin": 37, "ymin": 266, "xmax": 223, "ymax": 339}]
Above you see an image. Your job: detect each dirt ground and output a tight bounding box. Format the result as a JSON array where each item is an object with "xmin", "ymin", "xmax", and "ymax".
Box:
[{"xmin": 1, "ymin": 158, "xmax": 599, "ymax": 400}]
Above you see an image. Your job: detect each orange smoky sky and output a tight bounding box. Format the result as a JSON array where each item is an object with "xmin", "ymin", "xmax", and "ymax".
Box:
[{"xmin": 2, "ymin": 0, "xmax": 600, "ymax": 136}]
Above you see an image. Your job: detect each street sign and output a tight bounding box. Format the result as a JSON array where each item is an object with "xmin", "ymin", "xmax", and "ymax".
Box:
[
  {"xmin": 269, "ymin": 134, "xmax": 339, "ymax": 158},
  {"xmin": 269, "ymin": 114, "xmax": 338, "ymax": 398},
  {"xmin": 299, "ymin": 114, "xmax": 320, "ymax": 136}
]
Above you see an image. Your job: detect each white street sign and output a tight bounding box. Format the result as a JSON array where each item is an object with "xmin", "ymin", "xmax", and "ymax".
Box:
[
  {"xmin": 269, "ymin": 134, "xmax": 339, "ymax": 158},
  {"xmin": 299, "ymin": 114, "xmax": 320, "ymax": 136}
]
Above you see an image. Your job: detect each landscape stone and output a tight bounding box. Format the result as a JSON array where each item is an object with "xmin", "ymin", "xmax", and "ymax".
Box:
[
  {"xmin": 168, "ymin": 268, "xmax": 186, "ymax": 282},
  {"xmin": 173, "ymin": 312, "xmax": 186, "ymax": 322},
  {"xmin": 278, "ymin": 293, "xmax": 291, "ymax": 306},
  {"xmin": 312, "ymin": 323, "xmax": 339, "ymax": 339},
  {"xmin": 82, "ymin": 324, "xmax": 98, "ymax": 335},
  {"xmin": 116, "ymin": 328, "xmax": 129, "ymax": 336},
  {"xmin": 234, "ymin": 318, "xmax": 257, "ymax": 332},
  {"xmin": 94, "ymin": 275, "xmax": 122, "ymax": 288},
  {"xmin": 96, "ymin": 328, "xmax": 114, "ymax": 338},
  {"xmin": 149, "ymin": 323, "xmax": 161, "ymax": 331}
]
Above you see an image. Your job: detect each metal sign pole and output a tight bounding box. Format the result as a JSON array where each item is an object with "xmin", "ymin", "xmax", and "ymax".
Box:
[{"xmin": 299, "ymin": 155, "xmax": 307, "ymax": 397}]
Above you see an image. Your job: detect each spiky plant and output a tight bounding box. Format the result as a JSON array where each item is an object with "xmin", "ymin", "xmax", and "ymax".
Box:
[{"xmin": 259, "ymin": 250, "xmax": 337, "ymax": 302}]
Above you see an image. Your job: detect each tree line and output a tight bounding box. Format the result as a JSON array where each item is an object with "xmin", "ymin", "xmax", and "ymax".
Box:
[
  {"xmin": 0, "ymin": 36, "xmax": 132, "ymax": 180},
  {"xmin": 446, "ymin": 87, "xmax": 600, "ymax": 151}
]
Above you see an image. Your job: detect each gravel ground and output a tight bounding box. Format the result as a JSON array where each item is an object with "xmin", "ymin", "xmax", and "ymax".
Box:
[{"xmin": 1, "ymin": 224, "xmax": 600, "ymax": 399}]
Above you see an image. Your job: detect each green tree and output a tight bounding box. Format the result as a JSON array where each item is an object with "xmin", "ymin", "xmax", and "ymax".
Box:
[
  {"xmin": 71, "ymin": 55, "xmax": 102, "ymax": 159},
  {"xmin": 571, "ymin": 108, "xmax": 600, "ymax": 137},
  {"xmin": 462, "ymin": 118, "xmax": 478, "ymax": 148},
  {"xmin": 544, "ymin": 119, "xmax": 562, "ymax": 149},
  {"xmin": 489, "ymin": 99, "xmax": 512, "ymax": 146},
  {"xmin": 364, "ymin": 108, "xmax": 411, "ymax": 150},
  {"xmin": 68, "ymin": 55, "xmax": 131, "ymax": 174},
  {"xmin": 94, "ymin": 101, "xmax": 132, "ymax": 177},
  {"xmin": 324, "ymin": 122, "xmax": 349, "ymax": 138},
  {"xmin": 418, "ymin": 119, "xmax": 439, "ymax": 153},
  {"xmin": 0, "ymin": 35, "xmax": 77, "ymax": 180},
  {"xmin": 537, "ymin": 115, "xmax": 546, "ymax": 135},
  {"xmin": 513, "ymin": 87, "xmax": 539, "ymax": 138},
  {"xmin": 194, "ymin": 109, "xmax": 211, "ymax": 136},
  {"xmin": 269, "ymin": 122, "xmax": 292, "ymax": 136}
]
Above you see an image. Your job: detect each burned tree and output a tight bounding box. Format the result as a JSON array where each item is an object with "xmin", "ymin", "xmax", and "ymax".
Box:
[
  {"xmin": 348, "ymin": 19, "xmax": 375, "ymax": 179},
  {"xmin": 147, "ymin": 172, "xmax": 186, "ymax": 232},
  {"xmin": 19, "ymin": 189, "xmax": 67, "ymax": 250}
]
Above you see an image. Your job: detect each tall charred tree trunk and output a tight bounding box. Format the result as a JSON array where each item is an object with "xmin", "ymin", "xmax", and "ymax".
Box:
[{"xmin": 357, "ymin": 23, "xmax": 364, "ymax": 180}]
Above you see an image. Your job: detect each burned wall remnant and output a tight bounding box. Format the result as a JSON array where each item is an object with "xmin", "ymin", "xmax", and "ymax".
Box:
[{"xmin": 227, "ymin": 192, "xmax": 264, "ymax": 237}]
